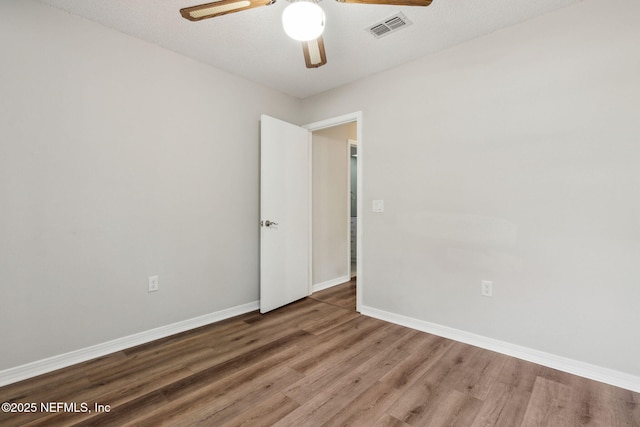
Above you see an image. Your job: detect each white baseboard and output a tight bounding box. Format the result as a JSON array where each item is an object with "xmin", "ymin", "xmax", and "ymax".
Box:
[
  {"xmin": 361, "ymin": 305, "xmax": 640, "ymax": 393},
  {"xmin": 0, "ymin": 301, "xmax": 259, "ymax": 387},
  {"xmin": 312, "ymin": 275, "xmax": 351, "ymax": 293}
]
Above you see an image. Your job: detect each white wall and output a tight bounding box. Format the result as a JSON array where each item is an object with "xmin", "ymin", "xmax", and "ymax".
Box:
[
  {"xmin": 301, "ymin": 0, "xmax": 640, "ymax": 378},
  {"xmin": 312, "ymin": 123, "xmax": 356, "ymax": 286},
  {"xmin": 0, "ymin": 0, "xmax": 300, "ymax": 371}
]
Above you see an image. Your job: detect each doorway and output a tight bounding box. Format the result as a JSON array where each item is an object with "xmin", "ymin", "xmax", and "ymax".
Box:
[
  {"xmin": 304, "ymin": 112, "xmax": 363, "ymax": 312},
  {"xmin": 349, "ymin": 140, "xmax": 357, "ymax": 279}
]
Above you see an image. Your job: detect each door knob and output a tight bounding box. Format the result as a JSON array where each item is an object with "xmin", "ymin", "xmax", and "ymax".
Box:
[{"xmin": 261, "ymin": 220, "xmax": 279, "ymax": 227}]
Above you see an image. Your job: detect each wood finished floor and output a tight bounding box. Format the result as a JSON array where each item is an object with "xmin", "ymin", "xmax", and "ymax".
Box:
[{"xmin": 1, "ymin": 279, "xmax": 638, "ymax": 426}]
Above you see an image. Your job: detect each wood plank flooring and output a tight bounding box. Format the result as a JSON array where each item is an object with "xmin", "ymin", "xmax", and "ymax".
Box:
[{"xmin": 1, "ymin": 279, "xmax": 638, "ymax": 426}]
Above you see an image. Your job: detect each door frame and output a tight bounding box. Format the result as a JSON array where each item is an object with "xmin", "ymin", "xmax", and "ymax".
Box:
[{"xmin": 304, "ymin": 111, "xmax": 363, "ymax": 312}]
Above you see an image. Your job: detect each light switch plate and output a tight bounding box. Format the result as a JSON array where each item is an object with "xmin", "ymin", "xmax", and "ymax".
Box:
[
  {"xmin": 481, "ymin": 280, "xmax": 493, "ymax": 297},
  {"xmin": 372, "ymin": 200, "xmax": 384, "ymax": 212},
  {"xmin": 148, "ymin": 275, "xmax": 159, "ymax": 292}
]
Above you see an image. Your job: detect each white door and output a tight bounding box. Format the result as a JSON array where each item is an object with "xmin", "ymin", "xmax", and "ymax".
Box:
[{"xmin": 260, "ymin": 115, "xmax": 311, "ymax": 313}]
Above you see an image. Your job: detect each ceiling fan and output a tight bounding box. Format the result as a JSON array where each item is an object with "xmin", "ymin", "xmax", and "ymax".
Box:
[{"xmin": 180, "ymin": 0, "xmax": 433, "ymax": 69}]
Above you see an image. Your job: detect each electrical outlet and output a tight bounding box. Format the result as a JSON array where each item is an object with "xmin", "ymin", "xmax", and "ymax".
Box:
[
  {"xmin": 481, "ymin": 280, "xmax": 493, "ymax": 297},
  {"xmin": 148, "ymin": 275, "xmax": 159, "ymax": 292}
]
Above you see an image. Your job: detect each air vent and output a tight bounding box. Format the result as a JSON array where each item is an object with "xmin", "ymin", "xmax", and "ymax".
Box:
[{"xmin": 367, "ymin": 12, "xmax": 412, "ymax": 39}]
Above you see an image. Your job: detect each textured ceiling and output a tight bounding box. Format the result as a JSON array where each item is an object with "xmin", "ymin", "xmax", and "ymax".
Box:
[{"xmin": 37, "ymin": 0, "xmax": 581, "ymax": 98}]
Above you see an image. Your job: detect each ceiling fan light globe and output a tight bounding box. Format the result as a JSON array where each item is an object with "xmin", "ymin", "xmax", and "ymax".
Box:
[{"xmin": 282, "ymin": 2, "xmax": 325, "ymax": 42}]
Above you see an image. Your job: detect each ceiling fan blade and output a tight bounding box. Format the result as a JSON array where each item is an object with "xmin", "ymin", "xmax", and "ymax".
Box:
[
  {"xmin": 302, "ymin": 36, "xmax": 327, "ymax": 69},
  {"xmin": 180, "ymin": 0, "xmax": 275, "ymax": 21},
  {"xmin": 336, "ymin": 0, "xmax": 431, "ymax": 5}
]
